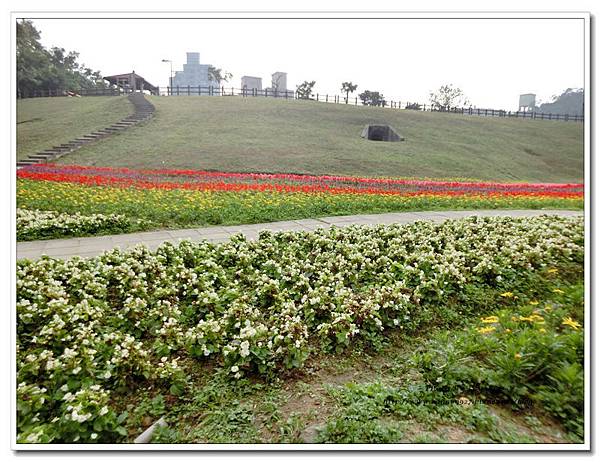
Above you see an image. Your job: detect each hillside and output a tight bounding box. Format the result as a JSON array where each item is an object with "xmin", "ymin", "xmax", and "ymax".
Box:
[
  {"xmin": 24, "ymin": 96, "xmax": 584, "ymax": 182},
  {"xmin": 16, "ymin": 96, "xmax": 131, "ymax": 160}
]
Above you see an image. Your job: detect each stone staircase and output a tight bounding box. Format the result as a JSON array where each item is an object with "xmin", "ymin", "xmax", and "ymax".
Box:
[{"xmin": 16, "ymin": 93, "xmax": 155, "ymax": 168}]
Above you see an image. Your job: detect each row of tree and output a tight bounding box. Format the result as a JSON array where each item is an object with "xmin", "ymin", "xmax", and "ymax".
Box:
[
  {"xmin": 16, "ymin": 20, "xmax": 109, "ymax": 96},
  {"xmin": 295, "ymin": 79, "xmax": 469, "ymax": 110}
]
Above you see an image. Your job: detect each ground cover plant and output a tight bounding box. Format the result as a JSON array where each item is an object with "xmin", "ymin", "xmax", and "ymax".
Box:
[
  {"xmin": 17, "ymin": 208, "xmax": 134, "ymax": 241},
  {"xmin": 17, "ymin": 96, "xmax": 131, "ymax": 160},
  {"xmin": 16, "ymin": 215, "xmax": 584, "ymax": 443},
  {"xmin": 316, "ymin": 282, "xmax": 584, "ymax": 443},
  {"xmin": 16, "ymin": 165, "xmax": 583, "ymax": 240},
  {"xmin": 44, "ymin": 96, "xmax": 584, "ymax": 183}
]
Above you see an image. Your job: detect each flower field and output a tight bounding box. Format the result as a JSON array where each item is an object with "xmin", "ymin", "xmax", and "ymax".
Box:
[
  {"xmin": 17, "ymin": 208, "xmax": 133, "ymax": 241},
  {"xmin": 16, "ymin": 164, "xmax": 583, "ymax": 239},
  {"xmin": 17, "ymin": 215, "xmax": 584, "ymax": 443}
]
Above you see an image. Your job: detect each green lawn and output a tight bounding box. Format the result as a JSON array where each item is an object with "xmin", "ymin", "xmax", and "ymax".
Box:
[
  {"xmin": 16, "ymin": 96, "xmax": 131, "ymax": 160},
  {"xmin": 50, "ymin": 96, "xmax": 584, "ymax": 183}
]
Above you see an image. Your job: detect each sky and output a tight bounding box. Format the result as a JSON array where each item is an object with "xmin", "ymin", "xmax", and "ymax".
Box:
[{"xmin": 22, "ymin": 16, "xmax": 585, "ymax": 111}]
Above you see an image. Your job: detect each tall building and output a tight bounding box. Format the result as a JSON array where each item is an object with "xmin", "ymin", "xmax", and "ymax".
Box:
[{"xmin": 172, "ymin": 52, "xmax": 216, "ymax": 89}]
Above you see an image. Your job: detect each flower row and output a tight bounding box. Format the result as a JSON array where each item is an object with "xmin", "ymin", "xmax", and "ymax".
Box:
[
  {"xmin": 17, "ymin": 164, "xmax": 583, "ymax": 197},
  {"xmin": 17, "ymin": 208, "xmax": 132, "ymax": 241},
  {"xmin": 17, "ymin": 215, "xmax": 583, "ymax": 442}
]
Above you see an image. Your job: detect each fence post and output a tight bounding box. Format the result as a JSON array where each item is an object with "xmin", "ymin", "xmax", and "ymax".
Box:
[
  {"xmin": 231, "ymin": 87, "xmax": 234, "ymax": 96},
  {"xmin": 355, "ymin": 97, "xmax": 357, "ymax": 105},
  {"xmin": 316, "ymin": 93, "xmax": 319, "ymax": 102}
]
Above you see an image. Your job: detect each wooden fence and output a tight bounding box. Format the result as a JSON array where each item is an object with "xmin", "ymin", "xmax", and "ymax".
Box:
[{"xmin": 17, "ymin": 86, "xmax": 584, "ymax": 122}]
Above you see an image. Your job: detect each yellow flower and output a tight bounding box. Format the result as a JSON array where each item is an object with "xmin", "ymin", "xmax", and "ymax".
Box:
[
  {"xmin": 505, "ymin": 328, "xmax": 512, "ymax": 333},
  {"xmin": 547, "ymin": 268, "xmax": 559, "ymax": 274},
  {"xmin": 561, "ymin": 317, "xmax": 581, "ymax": 330},
  {"xmin": 477, "ymin": 326, "xmax": 496, "ymax": 334},
  {"xmin": 481, "ymin": 316, "xmax": 499, "ymax": 324},
  {"xmin": 514, "ymin": 353, "xmax": 522, "ymax": 360},
  {"xmin": 539, "ymin": 328, "xmax": 546, "ymax": 333},
  {"xmin": 500, "ymin": 292, "xmax": 514, "ymax": 298},
  {"xmin": 518, "ymin": 314, "xmax": 545, "ymax": 324},
  {"xmin": 553, "ymin": 289, "xmax": 565, "ymax": 294},
  {"xmin": 529, "ymin": 301, "xmax": 539, "ymax": 306}
]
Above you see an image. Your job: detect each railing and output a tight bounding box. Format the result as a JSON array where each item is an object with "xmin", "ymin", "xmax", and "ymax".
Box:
[
  {"xmin": 157, "ymin": 86, "xmax": 584, "ymax": 122},
  {"xmin": 17, "ymin": 86, "xmax": 584, "ymax": 122}
]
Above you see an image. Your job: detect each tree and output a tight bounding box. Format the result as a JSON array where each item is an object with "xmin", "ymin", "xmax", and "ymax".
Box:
[
  {"xmin": 538, "ymin": 88, "xmax": 584, "ymax": 116},
  {"xmin": 341, "ymin": 81, "xmax": 358, "ymax": 103},
  {"xmin": 208, "ymin": 66, "xmax": 232, "ymax": 86},
  {"xmin": 359, "ymin": 90, "xmax": 386, "ymax": 107},
  {"xmin": 296, "ymin": 80, "xmax": 316, "ymax": 100},
  {"xmin": 17, "ymin": 20, "xmax": 107, "ymax": 96},
  {"xmin": 429, "ymin": 84, "xmax": 470, "ymax": 110}
]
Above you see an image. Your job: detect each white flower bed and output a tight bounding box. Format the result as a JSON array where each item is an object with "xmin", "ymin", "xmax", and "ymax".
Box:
[
  {"xmin": 17, "ymin": 208, "xmax": 130, "ymax": 240},
  {"xmin": 16, "ymin": 216, "xmax": 584, "ymax": 443}
]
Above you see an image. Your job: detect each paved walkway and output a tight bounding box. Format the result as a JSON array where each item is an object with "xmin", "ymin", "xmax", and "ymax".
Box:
[{"xmin": 16, "ymin": 209, "xmax": 582, "ymax": 260}]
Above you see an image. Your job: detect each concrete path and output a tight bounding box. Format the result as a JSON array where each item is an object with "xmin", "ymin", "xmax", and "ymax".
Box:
[{"xmin": 16, "ymin": 209, "xmax": 582, "ymax": 261}]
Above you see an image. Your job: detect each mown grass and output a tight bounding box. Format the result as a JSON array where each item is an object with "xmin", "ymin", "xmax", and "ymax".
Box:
[
  {"xmin": 16, "ymin": 96, "xmax": 131, "ymax": 160},
  {"xmin": 48, "ymin": 96, "xmax": 584, "ymax": 183},
  {"xmin": 135, "ymin": 276, "xmax": 583, "ymax": 444}
]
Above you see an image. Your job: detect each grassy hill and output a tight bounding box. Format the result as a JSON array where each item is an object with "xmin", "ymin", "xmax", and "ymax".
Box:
[
  {"xmin": 16, "ymin": 96, "xmax": 131, "ymax": 160},
  {"xmin": 23, "ymin": 96, "xmax": 583, "ymax": 182}
]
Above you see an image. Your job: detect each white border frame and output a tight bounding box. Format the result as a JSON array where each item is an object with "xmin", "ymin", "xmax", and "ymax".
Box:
[{"xmin": 10, "ymin": 10, "xmax": 591, "ymax": 452}]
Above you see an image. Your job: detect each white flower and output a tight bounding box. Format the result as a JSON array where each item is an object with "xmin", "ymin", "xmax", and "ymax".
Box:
[
  {"xmin": 231, "ymin": 365, "xmax": 239, "ymax": 373},
  {"xmin": 90, "ymin": 433, "xmax": 98, "ymax": 440}
]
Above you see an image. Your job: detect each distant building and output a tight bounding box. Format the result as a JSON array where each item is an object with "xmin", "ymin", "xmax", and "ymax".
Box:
[
  {"xmin": 172, "ymin": 52, "xmax": 217, "ymax": 90},
  {"xmin": 267, "ymin": 71, "xmax": 293, "ymax": 97},
  {"xmin": 241, "ymin": 76, "xmax": 262, "ymax": 93},
  {"xmin": 104, "ymin": 71, "xmax": 159, "ymax": 95},
  {"xmin": 271, "ymin": 72, "xmax": 287, "ymax": 92},
  {"xmin": 518, "ymin": 93, "xmax": 536, "ymax": 112}
]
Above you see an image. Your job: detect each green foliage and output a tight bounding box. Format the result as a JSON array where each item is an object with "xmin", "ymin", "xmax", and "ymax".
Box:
[
  {"xmin": 207, "ymin": 65, "xmax": 232, "ymax": 85},
  {"xmin": 539, "ymin": 88, "xmax": 584, "ymax": 116},
  {"xmin": 429, "ymin": 84, "xmax": 470, "ymax": 110},
  {"xmin": 341, "ymin": 81, "xmax": 358, "ymax": 103},
  {"xmin": 18, "ymin": 179, "xmax": 582, "ymax": 240},
  {"xmin": 359, "ymin": 90, "xmax": 386, "ymax": 107},
  {"xmin": 17, "ymin": 20, "xmax": 107, "ymax": 96},
  {"xmin": 16, "ymin": 216, "xmax": 583, "ymax": 442},
  {"xmin": 411, "ymin": 283, "xmax": 585, "ymax": 440},
  {"xmin": 296, "ymin": 80, "xmax": 316, "ymax": 99},
  {"xmin": 17, "ymin": 208, "xmax": 136, "ymax": 241}
]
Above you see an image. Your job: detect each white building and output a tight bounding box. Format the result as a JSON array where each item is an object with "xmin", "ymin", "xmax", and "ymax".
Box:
[{"xmin": 172, "ymin": 52, "xmax": 217, "ymax": 93}]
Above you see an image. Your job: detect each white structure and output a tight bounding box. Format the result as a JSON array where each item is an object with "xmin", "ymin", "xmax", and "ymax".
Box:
[
  {"xmin": 271, "ymin": 72, "xmax": 287, "ymax": 92},
  {"xmin": 172, "ymin": 52, "xmax": 217, "ymax": 92},
  {"xmin": 519, "ymin": 93, "xmax": 536, "ymax": 112},
  {"xmin": 241, "ymin": 76, "xmax": 262, "ymax": 92}
]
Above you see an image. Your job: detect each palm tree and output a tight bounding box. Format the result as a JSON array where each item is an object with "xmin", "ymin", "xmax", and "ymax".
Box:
[{"xmin": 341, "ymin": 81, "xmax": 358, "ymax": 104}]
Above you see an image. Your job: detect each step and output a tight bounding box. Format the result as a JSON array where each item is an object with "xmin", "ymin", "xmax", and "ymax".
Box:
[{"xmin": 29, "ymin": 152, "xmax": 54, "ymax": 159}]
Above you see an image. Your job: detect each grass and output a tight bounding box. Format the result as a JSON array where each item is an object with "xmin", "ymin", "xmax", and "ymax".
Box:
[
  {"xmin": 16, "ymin": 96, "xmax": 131, "ymax": 160},
  {"xmin": 46, "ymin": 96, "xmax": 584, "ymax": 183},
  {"xmin": 140, "ymin": 277, "xmax": 583, "ymax": 444}
]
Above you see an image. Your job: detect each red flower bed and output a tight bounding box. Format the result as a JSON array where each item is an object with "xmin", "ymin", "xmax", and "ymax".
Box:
[{"xmin": 17, "ymin": 164, "xmax": 584, "ymax": 198}]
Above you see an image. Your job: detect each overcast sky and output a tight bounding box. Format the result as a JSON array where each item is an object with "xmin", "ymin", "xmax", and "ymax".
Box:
[{"xmin": 24, "ymin": 17, "xmax": 584, "ymax": 110}]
